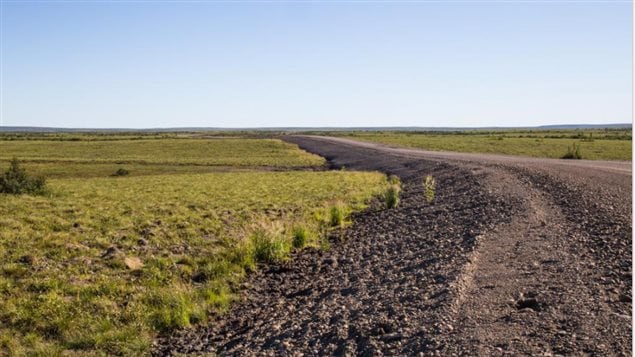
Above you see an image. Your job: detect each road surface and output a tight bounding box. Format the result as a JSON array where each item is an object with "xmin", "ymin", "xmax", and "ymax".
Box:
[{"xmin": 156, "ymin": 135, "xmax": 631, "ymax": 356}]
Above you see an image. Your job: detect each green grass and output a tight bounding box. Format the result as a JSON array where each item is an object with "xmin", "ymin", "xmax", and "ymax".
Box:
[
  {"xmin": 423, "ymin": 175, "xmax": 436, "ymax": 204},
  {"xmin": 0, "ymin": 170, "xmax": 387, "ymax": 355},
  {"xmin": 0, "ymin": 134, "xmax": 385, "ymax": 354},
  {"xmin": 0, "ymin": 138, "xmax": 325, "ymax": 168},
  {"xmin": 339, "ymin": 129, "xmax": 632, "ymax": 161},
  {"xmin": 0, "ymin": 161, "xmax": 289, "ymax": 179}
]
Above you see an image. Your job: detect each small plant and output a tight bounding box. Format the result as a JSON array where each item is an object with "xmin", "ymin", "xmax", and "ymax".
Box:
[
  {"xmin": 148, "ymin": 290, "xmax": 199, "ymax": 331},
  {"xmin": 112, "ymin": 168, "xmax": 130, "ymax": 176},
  {"xmin": 229, "ymin": 240, "xmax": 256, "ymax": 272},
  {"xmin": 384, "ymin": 184, "xmax": 401, "ymax": 209},
  {"xmin": 423, "ymin": 175, "xmax": 436, "ymax": 203},
  {"xmin": 0, "ymin": 158, "xmax": 47, "ymax": 195},
  {"xmin": 249, "ymin": 226, "xmax": 289, "ymax": 263},
  {"xmin": 329, "ymin": 204, "xmax": 346, "ymax": 227},
  {"xmin": 292, "ymin": 226, "xmax": 309, "ymax": 249},
  {"xmin": 562, "ymin": 143, "xmax": 582, "ymax": 159},
  {"xmin": 384, "ymin": 174, "xmax": 402, "ymax": 209},
  {"xmin": 388, "ymin": 174, "xmax": 401, "ymax": 185}
]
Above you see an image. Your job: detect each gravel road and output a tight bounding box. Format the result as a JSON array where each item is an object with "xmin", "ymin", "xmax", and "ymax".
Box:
[{"xmin": 155, "ymin": 135, "xmax": 631, "ymax": 356}]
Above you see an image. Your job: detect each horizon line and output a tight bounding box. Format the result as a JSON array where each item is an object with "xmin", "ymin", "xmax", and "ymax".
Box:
[{"xmin": 0, "ymin": 123, "xmax": 631, "ymax": 131}]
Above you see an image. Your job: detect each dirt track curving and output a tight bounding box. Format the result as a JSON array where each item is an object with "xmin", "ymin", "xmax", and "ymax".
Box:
[{"xmin": 155, "ymin": 135, "xmax": 632, "ymax": 356}]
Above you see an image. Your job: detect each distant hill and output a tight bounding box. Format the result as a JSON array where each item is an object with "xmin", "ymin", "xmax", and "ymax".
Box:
[{"xmin": 0, "ymin": 123, "xmax": 631, "ymax": 133}]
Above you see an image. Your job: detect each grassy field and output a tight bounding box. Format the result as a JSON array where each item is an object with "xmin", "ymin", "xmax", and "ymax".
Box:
[
  {"xmin": 0, "ymin": 136, "xmax": 388, "ymax": 355},
  {"xmin": 0, "ymin": 138, "xmax": 324, "ymax": 168},
  {"xmin": 338, "ymin": 129, "xmax": 632, "ymax": 161},
  {"xmin": 0, "ymin": 161, "xmax": 294, "ymax": 180}
]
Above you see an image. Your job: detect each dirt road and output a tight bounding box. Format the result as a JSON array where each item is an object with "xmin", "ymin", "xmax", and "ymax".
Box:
[{"xmin": 156, "ymin": 135, "xmax": 631, "ymax": 355}]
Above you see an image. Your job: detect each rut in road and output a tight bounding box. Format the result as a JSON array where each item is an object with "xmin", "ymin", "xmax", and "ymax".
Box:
[
  {"xmin": 155, "ymin": 136, "xmax": 631, "ymax": 355},
  {"xmin": 445, "ymin": 168, "xmax": 631, "ymax": 355}
]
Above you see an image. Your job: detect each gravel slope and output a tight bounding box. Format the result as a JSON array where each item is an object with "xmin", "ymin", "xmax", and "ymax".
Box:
[{"xmin": 155, "ymin": 135, "xmax": 631, "ymax": 355}]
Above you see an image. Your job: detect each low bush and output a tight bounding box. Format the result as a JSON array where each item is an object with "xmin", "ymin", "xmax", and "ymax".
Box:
[
  {"xmin": 423, "ymin": 175, "xmax": 436, "ymax": 203},
  {"xmin": 562, "ymin": 143, "xmax": 582, "ymax": 159},
  {"xmin": 384, "ymin": 184, "xmax": 401, "ymax": 208},
  {"xmin": 0, "ymin": 158, "xmax": 47, "ymax": 195},
  {"xmin": 329, "ymin": 204, "xmax": 346, "ymax": 227}
]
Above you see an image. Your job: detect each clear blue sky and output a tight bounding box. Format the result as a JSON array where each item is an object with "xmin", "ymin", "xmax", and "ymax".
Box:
[{"xmin": 1, "ymin": 1, "xmax": 632, "ymax": 128}]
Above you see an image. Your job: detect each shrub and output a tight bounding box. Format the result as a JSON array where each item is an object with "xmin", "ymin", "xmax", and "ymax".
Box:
[
  {"xmin": 112, "ymin": 168, "xmax": 130, "ymax": 176},
  {"xmin": 384, "ymin": 184, "xmax": 401, "ymax": 209},
  {"xmin": 0, "ymin": 158, "xmax": 47, "ymax": 195},
  {"xmin": 292, "ymin": 226, "xmax": 309, "ymax": 249},
  {"xmin": 329, "ymin": 204, "xmax": 346, "ymax": 227},
  {"xmin": 423, "ymin": 175, "xmax": 436, "ymax": 203},
  {"xmin": 562, "ymin": 143, "xmax": 582, "ymax": 159}
]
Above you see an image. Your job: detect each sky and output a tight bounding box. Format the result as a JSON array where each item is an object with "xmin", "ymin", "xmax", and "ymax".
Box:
[{"xmin": 0, "ymin": 1, "xmax": 632, "ymax": 129}]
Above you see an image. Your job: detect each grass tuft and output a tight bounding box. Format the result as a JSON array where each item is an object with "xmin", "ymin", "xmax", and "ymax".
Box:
[
  {"xmin": 328, "ymin": 204, "xmax": 347, "ymax": 227},
  {"xmin": 147, "ymin": 289, "xmax": 198, "ymax": 331},
  {"xmin": 292, "ymin": 226, "xmax": 310, "ymax": 249},
  {"xmin": 388, "ymin": 174, "xmax": 401, "ymax": 185},
  {"xmin": 383, "ymin": 175, "xmax": 402, "ymax": 209},
  {"xmin": 384, "ymin": 185, "xmax": 401, "ymax": 208},
  {"xmin": 423, "ymin": 175, "xmax": 436, "ymax": 203},
  {"xmin": 249, "ymin": 223, "xmax": 290, "ymax": 263}
]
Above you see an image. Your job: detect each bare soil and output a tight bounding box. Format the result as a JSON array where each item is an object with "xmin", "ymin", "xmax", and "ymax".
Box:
[{"xmin": 155, "ymin": 135, "xmax": 631, "ymax": 356}]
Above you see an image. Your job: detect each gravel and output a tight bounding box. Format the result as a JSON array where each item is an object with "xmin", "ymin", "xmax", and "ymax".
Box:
[{"xmin": 154, "ymin": 136, "xmax": 631, "ymax": 356}]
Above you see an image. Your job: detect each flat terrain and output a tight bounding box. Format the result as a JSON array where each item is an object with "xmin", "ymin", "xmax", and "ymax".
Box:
[
  {"xmin": 338, "ymin": 129, "xmax": 632, "ymax": 161},
  {"xmin": 0, "ymin": 137, "xmax": 324, "ymax": 178},
  {"xmin": 159, "ymin": 135, "xmax": 631, "ymax": 355},
  {"xmin": 0, "ymin": 137, "xmax": 387, "ymax": 355}
]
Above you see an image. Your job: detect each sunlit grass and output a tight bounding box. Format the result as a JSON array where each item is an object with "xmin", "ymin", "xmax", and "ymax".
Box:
[
  {"xmin": 0, "ymin": 161, "xmax": 298, "ymax": 179},
  {"xmin": 0, "ymin": 171, "xmax": 387, "ymax": 354},
  {"xmin": 0, "ymin": 138, "xmax": 325, "ymax": 167},
  {"xmin": 341, "ymin": 130, "xmax": 631, "ymax": 161}
]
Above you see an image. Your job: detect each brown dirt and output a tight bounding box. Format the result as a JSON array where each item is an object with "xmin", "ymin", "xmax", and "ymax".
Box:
[{"xmin": 154, "ymin": 135, "xmax": 631, "ymax": 356}]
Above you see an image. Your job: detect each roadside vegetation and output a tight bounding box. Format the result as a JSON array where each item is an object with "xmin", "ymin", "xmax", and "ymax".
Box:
[
  {"xmin": 337, "ymin": 129, "xmax": 631, "ymax": 161},
  {"xmin": 0, "ymin": 135, "xmax": 388, "ymax": 355},
  {"xmin": 423, "ymin": 175, "xmax": 436, "ymax": 203},
  {"xmin": 384, "ymin": 175, "xmax": 402, "ymax": 208}
]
